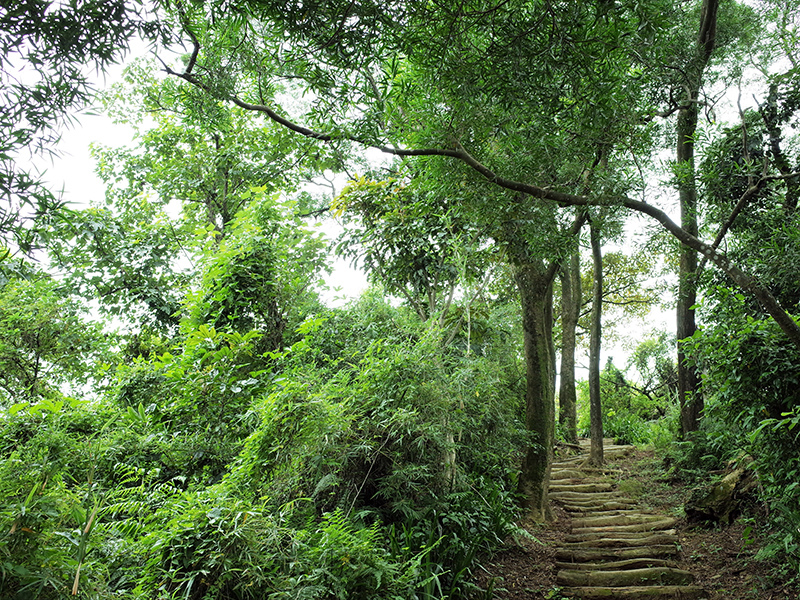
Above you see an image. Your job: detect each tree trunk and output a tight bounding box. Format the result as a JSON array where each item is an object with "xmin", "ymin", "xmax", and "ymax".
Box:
[
  {"xmin": 559, "ymin": 249, "xmax": 581, "ymax": 444},
  {"xmin": 514, "ymin": 258, "xmax": 556, "ymax": 522},
  {"xmin": 675, "ymin": 0, "xmax": 719, "ymax": 438},
  {"xmin": 588, "ymin": 220, "xmax": 604, "ymax": 465},
  {"xmin": 676, "ymin": 103, "xmax": 702, "ymax": 437}
]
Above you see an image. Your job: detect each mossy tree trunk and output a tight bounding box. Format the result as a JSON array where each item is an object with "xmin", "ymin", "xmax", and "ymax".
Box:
[
  {"xmin": 588, "ymin": 219, "xmax": 604, "ymax": 465},
  {"xmin": 559, "ymin": 248, "xmax": 581, "ymax": 445},
  {"xmin": 513, "ymin": 255, "xmax": 557, "ymax": 521},
  {"xmin": 676, "ymin": 0, "xmax": 719, "ymax": 438}
]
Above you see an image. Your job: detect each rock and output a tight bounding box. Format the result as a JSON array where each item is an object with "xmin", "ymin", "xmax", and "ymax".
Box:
[{"xmin": 684, "ymin": 461, "xmax": 758, "ymax": 525}]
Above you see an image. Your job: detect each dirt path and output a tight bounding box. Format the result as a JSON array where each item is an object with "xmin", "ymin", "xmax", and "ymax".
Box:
[
  {"xmin": 551, "ymin": 439, "xmax": 706, "ymax": 599},
  {"xmin": 473, "ymin": 441, "xmax": 800, "ymax": 600}
]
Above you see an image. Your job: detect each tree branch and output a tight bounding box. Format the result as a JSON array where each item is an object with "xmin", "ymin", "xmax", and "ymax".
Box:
[
  {"xmin": 162, "ymin": 41, "xmax": 800, "ymax": 350},
  {"xmin": 697, "ymin": 171, "xmax": 800, "ymax": 272}
]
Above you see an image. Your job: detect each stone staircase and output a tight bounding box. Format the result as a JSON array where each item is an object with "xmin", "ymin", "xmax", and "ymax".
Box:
[{"xmin": 550, "ymin": 440, "xmax": 708, "ymax": 599}]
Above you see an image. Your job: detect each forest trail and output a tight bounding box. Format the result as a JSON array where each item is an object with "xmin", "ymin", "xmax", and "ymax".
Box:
[{"xmin": 550, "ymin": 439, "xmax": 707, "ymax": 600}]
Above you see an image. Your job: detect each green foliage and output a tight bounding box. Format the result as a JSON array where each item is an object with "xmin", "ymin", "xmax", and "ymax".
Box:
[
  {"xmin": 0, "ymin": 277, "xmax": 108, "ymax": 404},
  {"xmin": 45, "ymin": 58, "xmax": 334, "ymax": 333},
  {"xmin": 46, "ymin": 200, "xmax": 190, "ymax": 331},
  {"xmin": 292, "ymin": 509, "xmax": 409, "ymax": 600},
  {"xmin": 0, "ymin": 300, "xmax": 523, "ymax": 599},
  {"xmin": 133, "ymin": 490, "xmax": 277, "ymax": 599},
  {"xmin": 686, "ymin": 304, "xmax": 800, "ymax": 574},
  {"xmin": 0, "ymin": 403, "xmax": 120, "ymax": 599},
  {"xmin": 0, "ymin": 0, "xmax": 158, "ymax": 249},
  {"xmin": 576, "ymin": 357, "xmax": 678, "ymax": 446},
  {"xmin": 188, "ymin": 189, "xmax": 329, "ymax": 354},
  {"xmin": 135, "ymin": 491, "xmax": 432, "ymax": 600},
  {"xmin": 334, "ymin": 176, "xmax": 493, "ymax": 323},
  {"xmin": 230, "ymin": 313, "xmax": 526, "ymax": 514},
  {"xmin": 95, "ymin": 56, "xmax": 337, "ymax": 229},
  {"xmin": 387, "ymin": 485, "xmax": 517, "ymax": 599},
  {"xmin": 699, "ymin": 85, "xmax": 800, "ymax": 312},
  {"xmin": 219, "ymin": 301, "xmax": 524, "ymax": 597}
]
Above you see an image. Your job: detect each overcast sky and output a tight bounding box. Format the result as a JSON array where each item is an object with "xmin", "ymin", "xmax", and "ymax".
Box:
[
  {"xmin": 26, "ymin": 49, "xmax": 694, "ymax": 374},
  {"xmin": 28, "ymin": 57, "xmax": 371, "ymax": 306}
]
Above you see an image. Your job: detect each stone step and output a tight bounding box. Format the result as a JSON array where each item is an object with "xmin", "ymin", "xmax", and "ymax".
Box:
[
  {"xmin": 572, "ymin": 517, "xmax": 678, "ymax": 535},
  {"xmin": 564, "ymin": 529, "xmax": 677, "ymax": 542},
  {"xmin": 560, "ymin": 585, "xmax": 708, "ymax": 599},
  {"xmin": 571, "ymin": 513, "xmax": 667, "ymax": 529},
  {"xmin": 563, "ymin": 533, "xmax": 678, "ymax": 549},
  {"xmin": 555, "ymin": 558, "xmax": 679, "ymax": 571},
  {"xmin": 557, "ymin": 566, "xmax": 695, "ymax": 587},
  {"xmin": 561, "ymin": 500, "xmax": 640, "ymax": 512},
  {"xmin": 550, "ymin": 469, "xmax": 587, "ymax": 480},
  {"xmin": 550, "ymin": 482, "xmax": 614, "ymax": 493},
  {"xmin": 564, "ymin": 509, "xmax": 650, "ymax": 518},
  {"xmin": 556, "ymin": 544, "xmax": 679, "ymax": 563},
  {"xmin": 553, "ymin": 442, "xmax": 706, "ymax": 600},
  {"xmin": 550, "ymin": 491, "xmax": 629, "ymax": 501}
]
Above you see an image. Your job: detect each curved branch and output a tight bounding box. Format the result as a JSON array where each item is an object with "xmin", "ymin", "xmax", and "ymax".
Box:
[
  {"xmin": 174, "ymin": 2, "xmax": 200, "ymax": 75},
  {"xmin": 162, "ymin": 57, "xmax": 800, "ymax": 350}
]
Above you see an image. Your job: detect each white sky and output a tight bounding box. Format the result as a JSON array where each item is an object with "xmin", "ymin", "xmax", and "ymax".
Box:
[
  {"xmin": 31, "ymin": 79, "xmax": 370, "ymax": 307},
  {"xmin": 29, "ymin": 48, "xmax": 769, "ymax": 375}
]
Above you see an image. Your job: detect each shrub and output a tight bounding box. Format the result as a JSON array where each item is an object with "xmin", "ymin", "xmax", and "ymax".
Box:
[{"xmin": 687, "ymin": 308, "xmax": 800, "ymax": 574}]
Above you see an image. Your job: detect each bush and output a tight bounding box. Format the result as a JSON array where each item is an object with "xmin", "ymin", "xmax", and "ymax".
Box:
[
  {"xmin": 388, "ymin": 484, "xmax": 517, "ymax": 599},
  {"xmin": 603, "ymin": 410, "xmax": 648, "ymax": 445},
  {"xmin": 0, "ymin": 408, "xmax": 109, "ymax": 599},
  {"xmin": 0, "ymin": 297, "xmax": 527, "ymax": 599},
  {"xmin": 687, "ymin": 308, "xmax": 800, "ymax": 574},
  {"xmin": 135, "ymin": 492, "xmax": 419, "ymax": 600}
]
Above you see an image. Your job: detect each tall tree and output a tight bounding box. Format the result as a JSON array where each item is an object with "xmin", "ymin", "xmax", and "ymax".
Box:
[
  {"xmin": 143, "ymin": 0, "xmax": 800, "ymax": 517},
  {"xmin": 558, "ymin": 247, "xmax": 581, "ymax": 445},
  {"xmin": 48, "ymin": 59, "xmax": 337, "ymax": 331},
  {"xmin": 588, "ymin": 218, "xmax": 605, "ymax": 465},
  {"xmin": 511, "ymin": 250, "xmax": 558, "ymax": 519},
  {"xmin": 674, "ymin": 0, "xmax": 719, "ymax": 437}
]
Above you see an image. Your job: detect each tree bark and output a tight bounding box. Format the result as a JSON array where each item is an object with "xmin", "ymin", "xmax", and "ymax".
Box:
[
  {"xmin": 514, "ymin": 257, "xmax": 556, "ymax": 522},
  {"xmin": 676, "ymin": 102, "xmax": 702, "ymax": 437},
  {"xmin": 559, "ymin": 248, "xmax": 581, "ymax": 444},
  {"xmin": 675, "ymin": 0, "xmax": 719, "ymax": 438},
  {"xmin": 588, "ymin": 220, "xmax": 604, "ymax": 465}
]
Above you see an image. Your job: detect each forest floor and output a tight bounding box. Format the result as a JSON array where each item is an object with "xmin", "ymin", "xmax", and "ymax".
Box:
[{"xmin": 473, "ymin": 446, "xmax": 800, "ymax": 600}]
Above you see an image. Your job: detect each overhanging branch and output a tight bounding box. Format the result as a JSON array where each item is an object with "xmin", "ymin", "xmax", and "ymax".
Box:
[{"xmin": 162, "ymin": 34, "xmax": 800, "ymax": 350}]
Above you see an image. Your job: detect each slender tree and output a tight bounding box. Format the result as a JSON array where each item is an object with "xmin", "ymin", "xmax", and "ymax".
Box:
[
  {"xmin": 588, "ymin": 218, "xmax": 605, "ymax": 465},
  {"xmin": 674, "ymin": 0, "xmax": 719, "ymax": 437},
  {"xmin": 558, "ymin": 247, "xmax": 581, "ymax": 445}
]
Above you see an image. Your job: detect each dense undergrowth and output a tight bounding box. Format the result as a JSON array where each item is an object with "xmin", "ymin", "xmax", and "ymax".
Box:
[
  {"xmin": 2, "ymin": 291, "xmax": 800, "ymax": 598},
  {"xmin": 0, "ymin": 293, "xmax": 528, "ymax": 599},
  {"xmin": 3, "ymin": 296, "xmax": 800, "ymax": 598}
]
